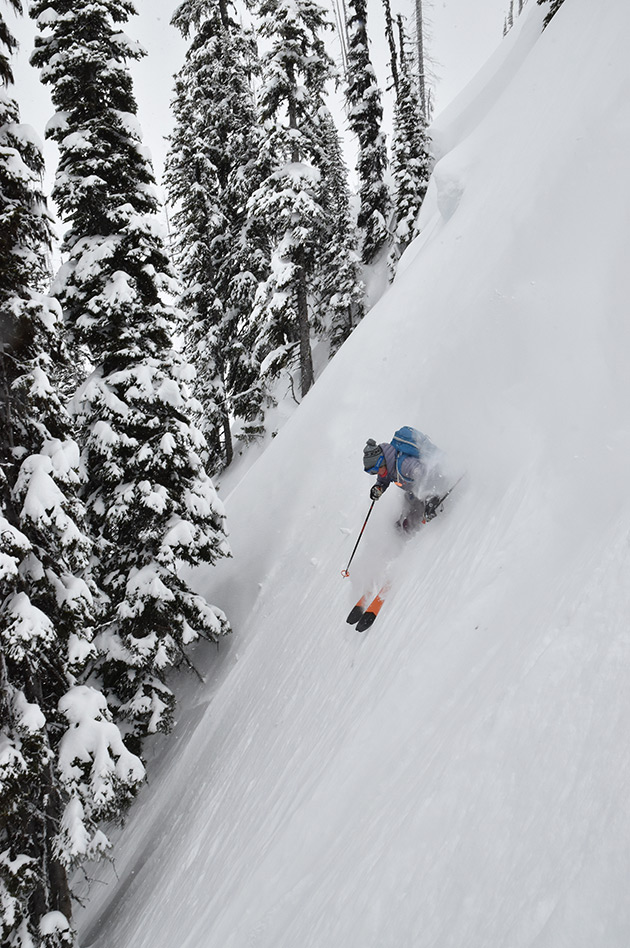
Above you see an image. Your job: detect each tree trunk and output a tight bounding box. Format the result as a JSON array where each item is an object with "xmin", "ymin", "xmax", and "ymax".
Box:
[
  {"xmin": 218, "ymin": 0, "xmax": 230, "ymax": 29},
  {"xmin": 287, "ymin": 80, "xmax": 314, "ymax": 397},
  {"xmin": 222, "ymin": 410, "xmax": 233, "ymax": 466},
  {"xmin": 24, "ymin": 670, "xmax": 74, "ymax": 927},
  {"xmin": 296, "ymin": 266, "xmax": 314, "ymax": 396},
  {"xmin": 382, "ymin": 0, "xmax": 399, "ymax": 97},
  {"xmin": 218, "ymin": 361, "xmax": 233, "ymax": 467}
]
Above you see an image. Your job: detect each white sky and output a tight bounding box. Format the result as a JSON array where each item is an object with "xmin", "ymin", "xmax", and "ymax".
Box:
[{"xmin": 10, "ymin": 0, "xmax": 512, "ymax": 192}]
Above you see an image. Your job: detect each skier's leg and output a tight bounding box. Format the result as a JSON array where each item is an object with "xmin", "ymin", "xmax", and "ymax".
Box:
[{"xmin": 397, "ymin": 492, "xmax": 425, "ymax": 535}]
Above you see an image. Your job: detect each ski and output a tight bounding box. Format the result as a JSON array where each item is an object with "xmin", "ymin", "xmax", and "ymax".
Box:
[
  {"xmin": 346, "ymin": 595, "xmax": 368, "ymax": 625},
  {"xmin": 347, "ymin": 584, "xmax": 390, "ymax": 632},
  {"xmin": 356, "ymin": 585, "xmax": 390, "ymax": 632}
]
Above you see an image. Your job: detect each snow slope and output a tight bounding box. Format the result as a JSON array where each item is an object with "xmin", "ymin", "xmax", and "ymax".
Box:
[{"xmin": 77, "ymin": 1, "xmax": 630, "ymax": 945}]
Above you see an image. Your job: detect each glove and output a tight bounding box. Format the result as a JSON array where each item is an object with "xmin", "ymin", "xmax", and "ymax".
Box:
[{"xmin": 370, "ymin": 484, "xmax": 384, "ymax": 501}]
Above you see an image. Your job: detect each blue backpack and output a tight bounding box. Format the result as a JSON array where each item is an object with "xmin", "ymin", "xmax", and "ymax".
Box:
[
  {"xmin": 391, "ymin": 426, "xmax": 438, "ymax": 486},
  {"xmin": 391, "ymin": 426, "xmax": 431, "ymax": 458}
]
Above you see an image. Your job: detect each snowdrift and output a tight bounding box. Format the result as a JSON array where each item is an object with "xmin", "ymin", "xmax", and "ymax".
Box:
[{"xmin": 78, "ymin": 1, "xmax": 630, "ymax": 945}]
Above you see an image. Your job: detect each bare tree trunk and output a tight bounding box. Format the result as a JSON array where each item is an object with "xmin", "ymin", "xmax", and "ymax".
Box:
[
  {"xmin": 333, "ymin": 0, "xmax": 349, "ymax": 79},
  {"xmin": 217, "ymin": 361, "xmax": 233, "ymax": 467}
]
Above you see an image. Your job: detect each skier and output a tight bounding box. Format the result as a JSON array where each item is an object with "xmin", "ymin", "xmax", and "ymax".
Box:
[{"xmin": 363, "ymin": 426, "xmax": 448, "ymax": 535}]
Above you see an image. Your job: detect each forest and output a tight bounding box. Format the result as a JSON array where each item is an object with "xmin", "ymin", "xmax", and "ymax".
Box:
[{"xmin": 0, "ymin": 0, "xmax": 563, "ymax": 945}]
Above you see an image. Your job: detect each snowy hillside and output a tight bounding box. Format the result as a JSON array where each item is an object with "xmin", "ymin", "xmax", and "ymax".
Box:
[{"xmin": 77, "ymin": 1, "xmax": 630, "ymax": 945}]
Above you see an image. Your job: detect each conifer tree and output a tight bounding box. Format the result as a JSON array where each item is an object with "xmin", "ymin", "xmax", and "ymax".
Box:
[
  {"xmin": 538, "ymin": 0, "xmax": 565, "ymax": 26},
  {"xmin": 389, "ymin": 14, "xmax": 431, "ymax": 270},
  {"xmin": 345, "ymin": 0, "xmax": 391, "ymax": 264},
  {"xmin": 382, "ymin": 0, "xmax": 399, "ymax": 97},
  {"xmin": 506, "ymin": 0, "xmax": 514, "ymax": 33},
  {"xmin": 30, "ymin": 0, "xmax": 230, "ymax": 755},
  {"xmin": 248, "ymin": 0, "xmax": 336, "ymax": 397},
  {"xmin": 1, "ymin": 4, "xmax": 144, "ymax": 944},
  {"xmin": 413, "ymin": 0, "xmax": 428, "ymax": 120},
  {"xmin": 315, "ymin": 109, "xmax": 364, "ymax": 353},
  {"xmin": 166, "ymin": 0, "xmax": 266, "ymax": 469}
]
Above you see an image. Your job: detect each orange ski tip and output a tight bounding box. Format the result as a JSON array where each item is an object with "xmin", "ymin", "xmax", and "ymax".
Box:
[{"xmin": 370, "ymin": 595, "xmax": 386, "ymax": 615}]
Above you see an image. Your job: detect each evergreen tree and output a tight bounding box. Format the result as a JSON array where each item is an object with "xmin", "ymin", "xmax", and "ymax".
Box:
[
  {"xmin": 30, "ymin": 0, "xmax": 230, "ymax": 755},
  {"xmin": 0, "ymin": 0, "xmax": 17, "ymax": 82},
  {"xmin": 538, "ymin": 0, "xmax": 565, "ymax": 27},
  {"xmin": 248, "ymin": 0, "xmax": 335, "ymax": 398},
  {"xmin": 506, "ymin": 0, "xmax": 514, "ymax": 32},
  {"xmin": 381, "ymin": 0, "xmax": 399, "ymax": 98},
  {"xmin": 315, "ymin": 109, "xmax": 364, "ymax": 353},
  {"xmin": 413, "ymin": 0, "xmax": 428, "ymax": 120},
  {"xmin": 0, "ymin": 4, "xmax": 143, "ymax": 944},
  {"xmin": 389, "ymin": 14, "xmax": 431, "ymax": 269},
  {"xmin": 345, "ymin": 0, "xmax": 391, "ymax": 264},
  {"xmin": 166, "ymin": 0, "xmax": 266, "ymax": 470}
]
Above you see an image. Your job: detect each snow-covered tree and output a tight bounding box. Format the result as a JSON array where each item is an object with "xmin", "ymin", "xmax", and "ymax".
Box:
[
  {"xmin": 381, "ymin": 0, "xmax": 399, "ymax": 98},
  {"xmin": 389, "ymin": 14, "xmax": 431, "ymax": 270},
  {"xmin": 166, "ymin": 0, "xmax": 266, "ymax": 470},
  {"xmin": 345, "ymin": 0, "xmax": 391, "ymax": 264},
  {"xmin": 315, "ymin": 109, "xmax": 364, "ymax": 353},
  {"xmin": 539, "ymin": 0, "xmax": 565, "ymax": 26},
  {"xmin": 505, "ymin": 0, "xmax": 514, "ymax": 34},
  {"xmin": 0, "ymin": 5, "xmax": 144, "ymax": 944},
  {"xmin": 413, "ymin": 0, "xmax": 428, "ymax": 120},
  {"xmin": 248, "ymin": 0, "xmax": 336, "ymax": 398},
  {"xmin": 29, "ymin": 0, "xmax": 231, "ymax": 754}
]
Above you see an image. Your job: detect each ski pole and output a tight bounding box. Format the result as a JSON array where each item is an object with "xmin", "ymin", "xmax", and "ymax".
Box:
[
  {"xmin": 436, "ymin": 473, "xmax": 466, "ymax": 507},
  {"xmin": 423, "ymin": 473, "xmax": 466, "ymax": 522},
  {"xmin": 341, "ymin": 501, "xmax": 375, "ymax": 578}
]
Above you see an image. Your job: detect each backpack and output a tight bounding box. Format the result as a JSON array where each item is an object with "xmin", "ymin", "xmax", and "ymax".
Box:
[
  {"xmin": 391, "ymin": 426, "xmax": 431, "ymax": 459},
  {"xmin": 391, "ymin": 426, "xmax": 438, "ymax": 487}
]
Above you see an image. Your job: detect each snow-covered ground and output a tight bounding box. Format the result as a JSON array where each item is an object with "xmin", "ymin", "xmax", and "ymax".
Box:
[{"xmin": 77, "ymin": 1, "xmax": 630, "ymax": 945}]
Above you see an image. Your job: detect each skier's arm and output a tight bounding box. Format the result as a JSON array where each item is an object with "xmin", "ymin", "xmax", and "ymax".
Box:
[{"xmin": 370, "ymin": 469, "xmax": 391, "ymax": 500}]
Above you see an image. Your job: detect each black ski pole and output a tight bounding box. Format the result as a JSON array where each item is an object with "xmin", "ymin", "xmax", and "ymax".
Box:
[
  {"xmin": 342, "ymin": 501, "xmax": 375, "ymax": 578},
  {"xmin": 438, "ymin": 473, "xmax": 465, "ymax": 505},
  {"xmin": 424, "ymin": 473, "xmax": 466, "ymax": 521}
]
